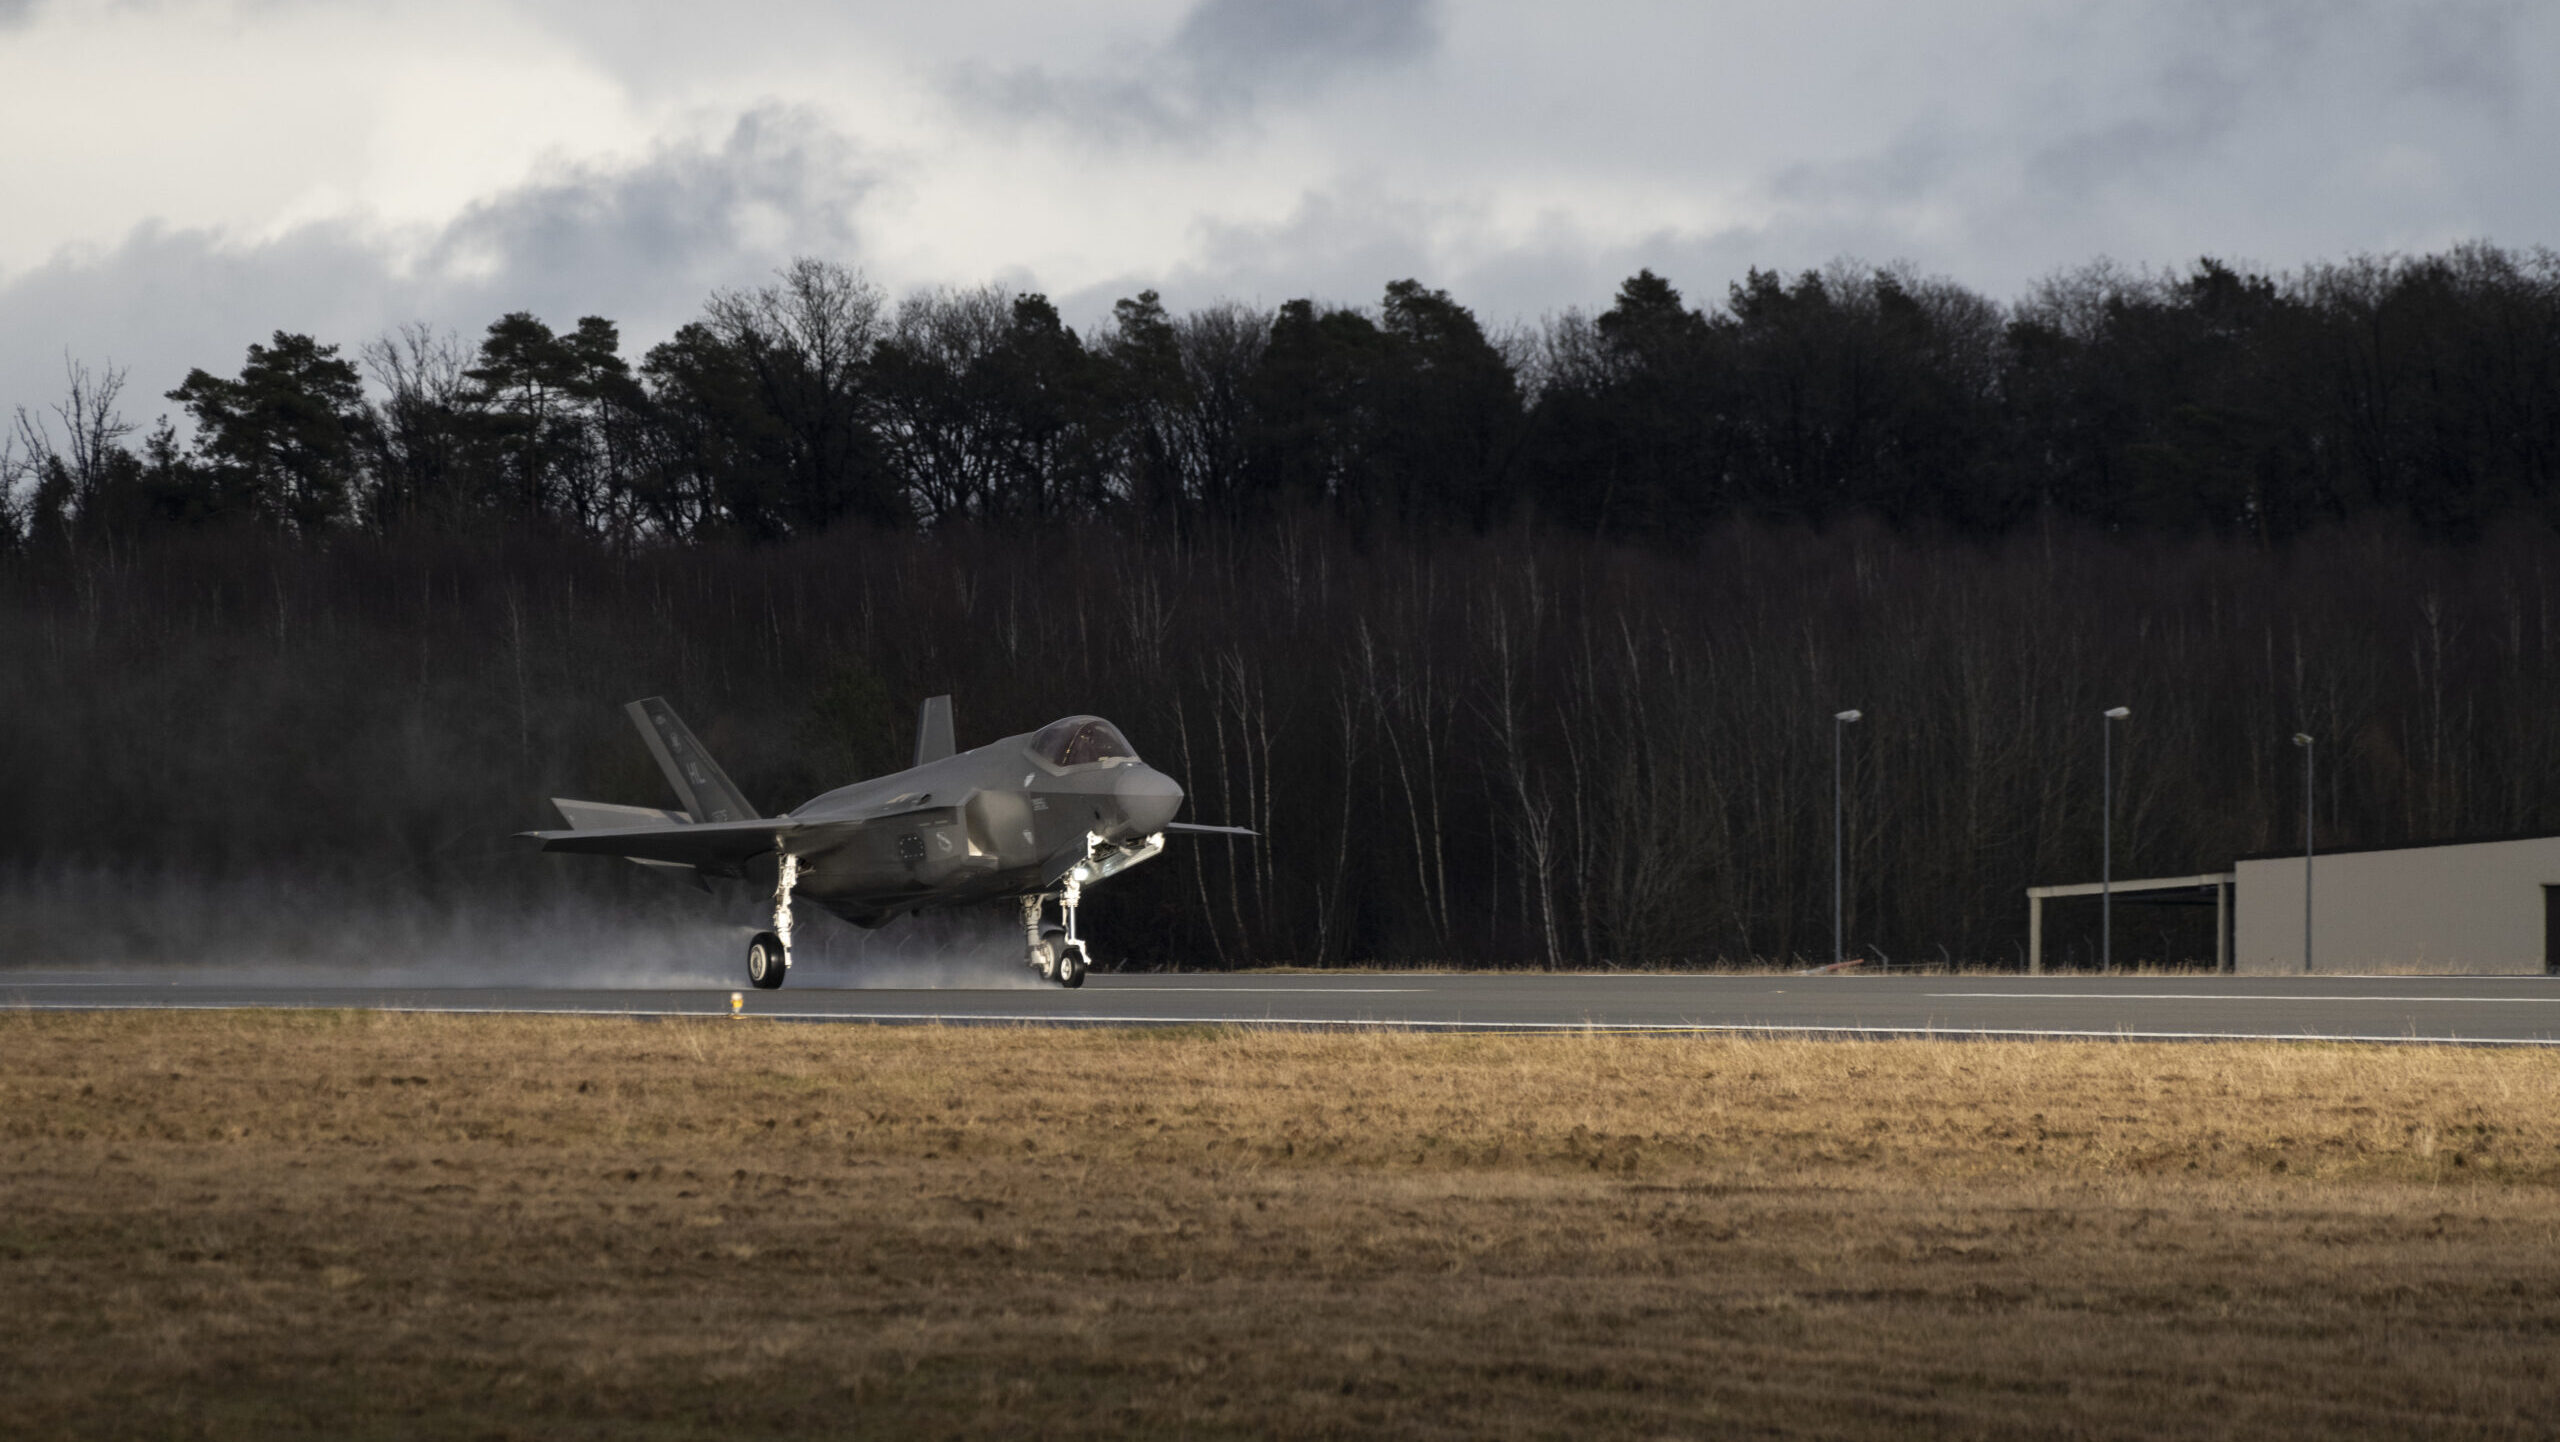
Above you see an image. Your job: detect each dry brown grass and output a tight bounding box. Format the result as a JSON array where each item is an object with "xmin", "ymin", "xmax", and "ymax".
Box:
[{"xmin": 4, "ymin": 1012, "xmax": 2559, "ymax": 1439}]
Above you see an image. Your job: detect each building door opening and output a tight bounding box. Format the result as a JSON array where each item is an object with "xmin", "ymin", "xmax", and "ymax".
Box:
[{"xmin": 2545, "ymin": 885, "xmax": 2560, "ymax": 975}]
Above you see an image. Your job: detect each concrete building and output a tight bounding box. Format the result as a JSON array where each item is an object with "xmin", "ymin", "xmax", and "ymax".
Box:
[
  {"xmin": 2232, "ymin": 834, "xmax": 2560, "ymax": 976},
  {"xmin": 2026, "ymin": 833, "xmax": 2560, "ymax": 975}
]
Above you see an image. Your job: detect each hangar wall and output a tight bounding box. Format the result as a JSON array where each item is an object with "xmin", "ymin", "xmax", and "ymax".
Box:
[{"xmin": 2233, "ymin": 836, "xmax": 2560, "ymax": 975}]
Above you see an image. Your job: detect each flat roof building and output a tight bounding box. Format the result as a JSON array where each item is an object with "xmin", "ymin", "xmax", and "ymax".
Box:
[
  {"xmin": 2233, "ymin": 834, "xmax": 2560, "ymax": 976},
  {"xmin": 2028, "ymin": 833, "xmax": 2560, "ymax": 975}
]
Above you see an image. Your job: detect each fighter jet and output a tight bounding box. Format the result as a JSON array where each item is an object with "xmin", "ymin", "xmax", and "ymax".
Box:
[{"xmin": 521, "ymin": 696, "xmax": 1251, "ymax": 989}]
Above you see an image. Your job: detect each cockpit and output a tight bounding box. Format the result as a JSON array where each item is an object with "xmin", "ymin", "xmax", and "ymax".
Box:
[{"xmin": 1029, "ymin": 716, "xmax": 1138, "ymax": 768}]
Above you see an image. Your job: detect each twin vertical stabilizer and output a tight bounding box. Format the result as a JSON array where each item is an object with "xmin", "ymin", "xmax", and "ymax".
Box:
[
  {"xmin": 619, "ymin": 694, "xmax": 954, "ymax": 825},
  {"xmin": 624, "ymin": 697, "xmax": 761, "ymax": 823},
  {"xmin": 914, "ymin": 694, "xmax": 955, "ymax": 768}
]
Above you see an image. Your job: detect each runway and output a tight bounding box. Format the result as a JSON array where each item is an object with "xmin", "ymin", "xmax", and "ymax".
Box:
[{"xmin": 9, "ymin": 971, "xmax": 2560, "ymax": 1044}]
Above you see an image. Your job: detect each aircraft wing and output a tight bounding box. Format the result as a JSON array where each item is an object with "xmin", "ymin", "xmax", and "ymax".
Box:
[
  {"xmin": 518, "ymin": 816, "xmax": 807, "ymax": 868},
  {"xmin": 521, "ymin": 803, "xmax": 958, "ymax": 869},
  {"xmin": 1165, "ymin": 822, "xmax": 1258, "ymax": 837}
]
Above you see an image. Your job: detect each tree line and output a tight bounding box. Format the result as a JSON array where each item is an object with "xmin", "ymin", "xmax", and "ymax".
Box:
[
  {"xmin": 9, "ymin": 243, "xmax": 2560, "ymax": 970},
  {"xmin": 6, "ymin": 516, "xmax": 2560, "ymax": 970},
  {"xmin": 9, "ymin": 244, "xmax": 2560, "ymax": 550}
]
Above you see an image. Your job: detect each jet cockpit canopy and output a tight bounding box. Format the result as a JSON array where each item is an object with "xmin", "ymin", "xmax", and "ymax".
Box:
[{"xmin": 1030, "ymin": 716, "xmax": 1137, "ymax": 767}]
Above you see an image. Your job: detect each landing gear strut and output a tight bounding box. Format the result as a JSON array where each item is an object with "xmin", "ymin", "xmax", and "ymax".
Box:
[
  {"xmin": 1017, "ymin": 831, "xmax": 1167, "ymax": 988},
  {"xmin": 1023, "ymin": 888, "xmax": 1088, "ymax": 988},
  {"xmin": 748, "ymin": 854, "xmax": 798, "ymax": 990}
]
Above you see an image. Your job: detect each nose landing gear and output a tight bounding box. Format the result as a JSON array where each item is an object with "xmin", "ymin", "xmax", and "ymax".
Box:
[
  {"xmin": 1018, "ymin": 830, "xmax": 1167, "ymax": 988},
  {"xmin": 1022, "ymin": 888, "xmax": 1089, "ymax": 988}
]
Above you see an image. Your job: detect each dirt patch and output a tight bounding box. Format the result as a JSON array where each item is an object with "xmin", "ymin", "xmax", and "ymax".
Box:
[{"xmin": 4, "ymin": 1012, "xmax": 2558, "ymax": 1437}]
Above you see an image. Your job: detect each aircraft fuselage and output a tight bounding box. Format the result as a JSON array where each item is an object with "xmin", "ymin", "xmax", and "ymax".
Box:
[{"xmin": 778, "ymin": 727, "xmax": 1184, "ymax": 925}]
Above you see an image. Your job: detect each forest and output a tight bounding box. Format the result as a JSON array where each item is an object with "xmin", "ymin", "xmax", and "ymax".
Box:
[{"xmin": 5, "ymin": 243, "xmax": 2560, "ymax": 968}]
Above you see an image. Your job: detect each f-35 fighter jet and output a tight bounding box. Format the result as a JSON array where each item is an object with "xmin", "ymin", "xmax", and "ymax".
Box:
[{"xmin": 522, "ymin": 696, "xmax": 1250, "ymax": 989}]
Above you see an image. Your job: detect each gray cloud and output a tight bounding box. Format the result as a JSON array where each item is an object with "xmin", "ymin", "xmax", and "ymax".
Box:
[
  {"xmin": 0, "ymin": 106, "xmax": 875, "ymax": 421},
  {"xmin": 11, "ymin": 0, "xmax": 2560, "ymax": 423},
  {"xmin": 2021, "ymin": 0, "xmax": 2534, "ymax": 203},
  {"xmin": 419, "ymin": 106, "xmax": 872, "ymax": 304},
  {"xmin": 950, "ymin": 0, "xmax": 1439, "ymax": 143},
  {"xmin": 2024, "ymin": 91, "xmax": 2247, "ymax": 203},
  {"xmin": 1010, "ymin": 0, "xmax": 2560, "ymax": 336},
  {"xmin": 2391, "ymin": 0, "xmax": 2527, "ymax": 106},
  {"xmin": 1051, "ymin": 184, "xmax": 1830, "ymax": 340},
  {"xmin": 1769, "ymin": 122, "xmax": 1964, "ymax": 212},
  {"xmin": 2022, "ymin": 2, "xmax": 2321, "ymax": 200},
  {"xmin": 1124, "ymin": 186, "xmax": 1443, "ymax": 312},
  {"xmin": 1169, "ymin": 0, "xmax": 1436, "ymax": 88}
]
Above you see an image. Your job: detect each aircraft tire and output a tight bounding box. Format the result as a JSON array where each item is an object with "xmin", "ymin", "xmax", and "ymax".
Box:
[
  {"xmin": 746, "ymin": 932, "xmax": 788, "ymax": 990},
  {"xmin": 1057, "ymin": 951, "xmax": 1086, "ymax": 988}
]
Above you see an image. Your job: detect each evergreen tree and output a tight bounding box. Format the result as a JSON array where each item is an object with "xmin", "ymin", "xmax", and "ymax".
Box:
[{"xmin": 168, "ymin": 333, "xmax": 371, "ymax": 533}]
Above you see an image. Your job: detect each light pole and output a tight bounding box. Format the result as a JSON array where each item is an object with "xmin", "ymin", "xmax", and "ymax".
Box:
[
  {"xmin": 1833, "ymin": 709, "xmax": 1861, "ymax": 969},
  {"xmin": 2293, "ymin": 732, "xmax": 2315, "ymax": 973},
  {"xmin": 2103, "ymin": 706, "xmax": 2130, "ymax": 972}
]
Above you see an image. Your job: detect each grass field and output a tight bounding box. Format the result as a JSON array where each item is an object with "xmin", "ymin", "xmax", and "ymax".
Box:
[{"xmin": 4, "ymin": 1012, "xmax": 2559, "ymax": 1438}]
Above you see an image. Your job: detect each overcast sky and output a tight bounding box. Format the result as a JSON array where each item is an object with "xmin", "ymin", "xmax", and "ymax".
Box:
[{"xmin": 4, "ymin": 0, "xmax": 2555, "ymax": 422}]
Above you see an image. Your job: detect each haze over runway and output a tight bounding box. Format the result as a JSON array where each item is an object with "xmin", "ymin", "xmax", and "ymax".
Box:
[{"xmin": 10, "ymin": 972, "xmax": 2560, "ymax": 1045}]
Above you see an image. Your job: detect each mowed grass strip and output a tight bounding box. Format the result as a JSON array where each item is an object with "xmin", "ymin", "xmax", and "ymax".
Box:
[{"xmin": 3, "ymin": 1011, "xmax": 2558, "ymax": 1439}]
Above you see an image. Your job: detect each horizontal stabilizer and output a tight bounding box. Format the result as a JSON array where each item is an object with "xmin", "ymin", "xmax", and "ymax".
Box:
[
  {"xmin": 1165, "ymin": 822, "xmax": 1258, "ymax": 838},
  {"xmin": 549, "ymin": 798, "xmax": 708, "ymax": 886},
  {"xmin": 552, "ymin": 797, "xmax": 692, "ymax": 830}
]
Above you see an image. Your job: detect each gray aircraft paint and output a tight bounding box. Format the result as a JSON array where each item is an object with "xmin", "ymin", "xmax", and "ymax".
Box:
[
  {"xmin": 524, "ymin": 696, "xmax": 1238, "ymax": 987},
  {"xmin": 625, "ymin": 698, "xmax": 760, "ymax": 824}
]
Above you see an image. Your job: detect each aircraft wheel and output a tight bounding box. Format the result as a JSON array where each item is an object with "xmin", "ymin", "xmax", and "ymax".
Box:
[
  {"xmin": 746, "ymin": 932, "xmax": 788, "ymax": 990},
  {"xmin": 1057, "ymin": 949, "xmax": 1086, "ymax": 989}
]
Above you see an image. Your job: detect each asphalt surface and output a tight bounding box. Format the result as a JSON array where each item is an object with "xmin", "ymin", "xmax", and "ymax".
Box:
[{"xmin": 9, "ymin": 971, "xmax": 2560, "ymax": 1044}]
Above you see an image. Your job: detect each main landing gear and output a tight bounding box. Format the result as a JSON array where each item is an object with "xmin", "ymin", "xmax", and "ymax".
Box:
[
  {"xmin": 1023, "ymin": 887, "xmax": 1088, "ymax": 988},
  {"xmin": 746, "ymin": 931, "xmax": 787, "ymax": 988},
  {"xmin": 747, "ymin": 854, "xmax": 799, "ymax": 990}
]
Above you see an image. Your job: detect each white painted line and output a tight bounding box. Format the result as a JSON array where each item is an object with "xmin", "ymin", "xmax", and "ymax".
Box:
[
  {"xmin": 8, "ymin": 999, "xmax": 2559, "ymax": 1045},
  {"xmin": 1930, "ymin": 992, "xmax": 2560, "ymax": 1003},
  {"xmin": 722, "ymin": 1015, "xmax": 2560, "ymax": 1042},
  {"xmin": 1102, "ymin": 987, "xmax": 1430, "ymax": 994}
]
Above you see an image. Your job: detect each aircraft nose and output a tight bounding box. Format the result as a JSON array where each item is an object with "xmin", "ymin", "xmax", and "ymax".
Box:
[{"xmin": 1117, "ymin": 765, "xmax": 1184, "ymax": 835}]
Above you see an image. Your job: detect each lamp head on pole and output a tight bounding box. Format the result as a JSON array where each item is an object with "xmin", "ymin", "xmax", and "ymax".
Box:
[
  {"xmin": 2293, "ymin": 732, "xmax": 2314, "ymax": 748},
  {"xmin": 1834, "ymin": 709, "xmax": 1862, "ymax": 723},
  {"xmin": 2104, "ymin": 706, "xmax": 2130, "ymax": 720}
]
